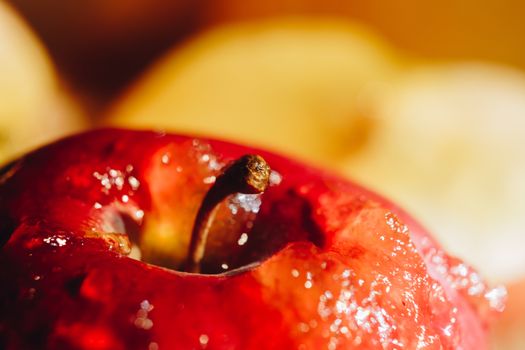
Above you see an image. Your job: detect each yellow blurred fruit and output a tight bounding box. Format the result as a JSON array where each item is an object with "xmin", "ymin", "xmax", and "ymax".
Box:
[
  {"xmin": 107, "ymin": 17, "xmax": 400, "ymax": 166},
  {"xmin": 343, "ymin": 63, "xmax": 525, "ymax": 283},
  {"xmin": 0, "ymin": 2, "xmax": 86, "ymax": 164}
]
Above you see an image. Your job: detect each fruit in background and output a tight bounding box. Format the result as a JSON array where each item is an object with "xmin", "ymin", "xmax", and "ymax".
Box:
[
  {"xmin": 0, "ymin": 128, "xmax": 504, "ymax": 349},
  {"xmin": 203, "ymin": 0, "xmax": 525, "ymax": 72},
  {"xmin": 10, "ymin": 0, "xmax": 525, "ymax": 105},
  {"xmin": 0, "ymin": 2, "xmax": 86, "ymax": 164},
  {"xmin": 343, "ymin": 63, "xmax": 525, "ymax": 284},
  {"xmin": 7, "ymin": 0, "xmax": 199, "ymax": 102},
  {"xmin": 107, "ymin": 18, "xmax": 400, "ymax": 167}
]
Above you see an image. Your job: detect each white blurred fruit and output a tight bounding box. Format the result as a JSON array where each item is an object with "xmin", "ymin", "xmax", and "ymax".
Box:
[
  {"xmin": 0, "ymin": 2, "xmax": 85, "ymax": 164},
  {"xmin": 107, "ymin": 17, "xmax": 400, "ymax": 166},
  {"xmin": 343, "ymin": 63, "xmax": 525, "ymax": 283}
]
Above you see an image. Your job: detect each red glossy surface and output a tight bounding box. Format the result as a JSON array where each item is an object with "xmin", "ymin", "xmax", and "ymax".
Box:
[{"xmin": 0, "ymin": 129, "xmax": 503, "ymax": 349}]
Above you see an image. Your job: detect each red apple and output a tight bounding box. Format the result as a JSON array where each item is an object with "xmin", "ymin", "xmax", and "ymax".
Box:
[{"xmin": 0, "ymin": 129, "xmax": 504, "ymax": 349}]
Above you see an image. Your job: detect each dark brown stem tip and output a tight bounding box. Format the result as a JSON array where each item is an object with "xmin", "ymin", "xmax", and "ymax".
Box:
[
  {"xmin": 234, "ymin": 154, "xmax": 271, "ymax": 194},
  {"xmin": 215, "ymin": 154, "xmax": 271, "ymax": 195}
]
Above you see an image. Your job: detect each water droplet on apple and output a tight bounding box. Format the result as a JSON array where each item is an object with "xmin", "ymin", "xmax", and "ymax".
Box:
[
  {"xmin": 134, "ymin": 300, "xmax": 154, "ymax": 330},
  {"xmin": 134, "ymin": 209, "xmax": 145, "ymax": 221},
  {"xmin": 128, "ymin": 176, "xmax": 140, "ymax": 191},
  {"xmin": 484, "ymin": 285, "xmax": 507, "ymax": 312},
  {"xmin": 237, "ymin": 233, "xmax": 248, "ymax": 246},
  {"xmin": 134, "ymin": 317, "xmax": 153, "ymax": 330},
  {"xmin": 140, "ymin": 299, "xmax": 154, "ymax": 312},
  {"xmin": 304, "ymin": 271, "xmax": 314, "ymax": 289},
  {"xmin": 425, "ymin": 247, "xmax": 507, "ymax": 321},
  {"xmin": 199, "ymin": 334, "xmax": 209, "ymax": 348},
  {"xmin": 228, "ymin": 193, "xmax": 262, "ymax": 214},
  {"xmin": 93, "ymin": 166, "xmax": 140, "ymax": 194},
  {"xmin": 192, "ymin": 139, "xmax": 223, "ymax": 172},
  {"xmin": 43, "ymin": 234, "xmax": 68, "ymax": 247},
  {"xmin": 161, "ymin": 153, "xmax": 171, "ymax": 165},
  {"xmin": 269, "ymin": 170, "xmax": 282, "ymax": 186}
]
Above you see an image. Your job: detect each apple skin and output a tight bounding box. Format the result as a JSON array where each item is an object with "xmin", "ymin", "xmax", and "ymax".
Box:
[{"xmin": 0, "ymin": 129, "xmax": 500, "ymax": 349}]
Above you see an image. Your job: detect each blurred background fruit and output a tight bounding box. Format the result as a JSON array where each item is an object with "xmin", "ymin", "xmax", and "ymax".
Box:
[
  {"xmin": 343, "ymin": 63, "xmax": 525, "ymax": 284},
  {"xmin": 107, "ymin": 18, "xmax": 401, "ymax": 167},
  {"xmin": 0, "ymin": 1, "xmax": 86, "ymax": 165},
  {"xmin": 8, "ymin": 0, "xmax": 525, "ymax": 111}
]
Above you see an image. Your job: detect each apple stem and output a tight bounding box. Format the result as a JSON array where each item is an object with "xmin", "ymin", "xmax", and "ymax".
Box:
[{"xmin": 185, "ymin": 154, "xmax": 271, "ymax": 273}]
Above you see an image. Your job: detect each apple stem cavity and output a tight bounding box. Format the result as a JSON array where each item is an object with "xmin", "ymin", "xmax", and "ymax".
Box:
[{"xmin": 184, "ymin": 154, "xmax": 271, "ymax": 273}]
